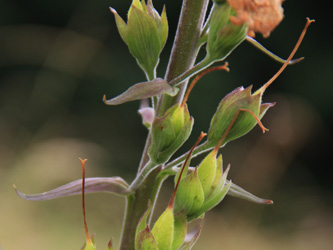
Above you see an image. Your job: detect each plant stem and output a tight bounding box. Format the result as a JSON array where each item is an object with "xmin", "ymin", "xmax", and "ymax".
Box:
[
  {"xmin": 156, "ymin": 0, "xmax": 210, "ymax": 116},
  {"xmin": 119, "ymin": 167, "xmax": 162, "ymax": 250},
  {"xmin": 119, "ymin": 1, "xmax": 210, "ymax": 249},
  {"xmin": 165, "ymin": 141, "xmax": 211, "ymax": 169},
  {"xmin": 137, "ymin": 131, "xmax": 152, "ymax": 172},
  {"xmin": 130, "ymin": 160, "xmax": 157, "ymax": 190},
  {"xmin": 168, "ymin": 58, "xmax": 212, "ymax": 87}
]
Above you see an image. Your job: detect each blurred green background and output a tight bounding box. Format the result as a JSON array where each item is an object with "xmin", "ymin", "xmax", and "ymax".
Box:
[{"xmin": 0, "ymin": 0, "xmax": 332, "ymax": 249}]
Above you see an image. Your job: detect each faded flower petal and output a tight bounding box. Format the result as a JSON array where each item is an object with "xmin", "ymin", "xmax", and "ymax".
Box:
[
  {"xmin": 178, "ymin": 221, "xmax": 202, "ymax": 250},
  {"xmin": 228, "ymin": 0, "xmax": 284, "ymax": 37},
  {"xmin": 138, "ymin": 107, "xmax": 155, "ymax": 127},
  {"xmin": 14, "ymin": 177, "xmax": 131, "ymax": 201}
]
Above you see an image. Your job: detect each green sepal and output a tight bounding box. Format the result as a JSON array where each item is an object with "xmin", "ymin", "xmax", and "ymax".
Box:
[
  {"xmin": 81, "ymin": 235, "xmax": 96, "ymax": 250},
  {"xmin": 131, "ymin": 0, "xmax": 143, "ymax": 10},
  {"xmin": 174, "ymin": 159, "xmax": 190, "ymax": 185},
  {"xmin": 145, "ymin": 0, "xmax": 168, "ymax": 48},
  {"xmin": 159, "ymin": 6, "xmax": 168, "ymax": 48},
  {"xmin": 207, "ymin": 86, "xmax": 262, "ymax": 147},
  {"xmin": 259, "ymin": 102, "xmax": 276, "ymax": 119},
  {"xmin": 209, "ymin": 154, "xmax": 223, "ymax": 194},
  {"xmin": 82, "ymin": 245, "xmax": 96, "ymax": 250},
  {"xmin": 151, "ymin": 207, "xmax": 174, "ymax": 250},
  {"xmin": 110, "ymin": 8, "xmax": 128, "ymax": 44},
  {"xmin": 204, "ymin": 165, "xmax": 229, "ymax": 203},
  {"xmin": 127, "ymin": 4, "xmax": 161, "ymax": 78},
  {"xmin": 111, "ymin": 0, "xmax": 168, "ymax": 79},
  {"xmin": 149, "ymin": 104, "xmax": 193, "ymax": 164},
  {"xmin": 187, "ymin": 177, "xmax": 231, "ymax": 222},
  {"xmin": 205, "ymin": 2, "xmax": 247, "ymax": 63},
  {"xmin": 174, "ymin": 168, "xmax": 204, "ymax": 215},
  {"xmin": 135, "ymin": 225, "xmax": 160, "ymax": 250},
  {"xmin": 197, "ymin": 151, "xmax": 217, "ymax": 198},
  {"xmin": 172, "ymin": 210, "xmax": 187, "ymax": 250}
]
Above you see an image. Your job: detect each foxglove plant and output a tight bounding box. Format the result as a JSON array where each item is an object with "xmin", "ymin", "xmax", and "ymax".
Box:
[{"xmin": 14, "ymin": 0, "xmax": 314, "ymax": 249}]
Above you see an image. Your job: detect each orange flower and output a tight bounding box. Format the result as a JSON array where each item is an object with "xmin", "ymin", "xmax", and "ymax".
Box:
[{"xmin": 227, "ymin": 0, "xmax": 284, "ymax": 37}]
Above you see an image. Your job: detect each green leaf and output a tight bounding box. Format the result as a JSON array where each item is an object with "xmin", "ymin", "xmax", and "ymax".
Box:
[{"xmin": 103, "ymin": 78, "xmax": 178, "ymax": 105}]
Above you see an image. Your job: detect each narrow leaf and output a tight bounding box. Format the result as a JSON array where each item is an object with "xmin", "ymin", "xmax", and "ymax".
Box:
[
  {"xmin": 14, "ymin": 177, "xmax": 131, "ymax": 201},
  {"xmin": 103, "ymin": 78, "xmax": 178, "ymax": 105},
  {"xmin": 227, "ymin": 182, "xmax": 273, "ymax": 204}
]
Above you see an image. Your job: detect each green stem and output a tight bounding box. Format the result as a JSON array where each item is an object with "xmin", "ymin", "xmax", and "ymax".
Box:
[
  {"xmin": 137, "ymin": 71, "xmax": 156, "ymax": 172},
  {"xmin": 164, "ymin": 141, "xmax": 211, "ymax": 170},
  {"xmin": 130, "ymin": 160, "xmax": 157, "ymax": 190},
  {"xmin": 119, "ymin": 167, "xmax": 162, "ymax": 250},
  {"xmin": 137, "ymin": 131, "xmax": 152, "ymax": 172},
  {"xmin": 168, "ymin": 58, "xmax": 212, "ymax": 87},
  {"xmin": 156, "ymin": 0, "xmax": 210, "ymax": 116},
  {"xmin": 119, "ymin": 1, "xmax": 210, "ymax": 249}
]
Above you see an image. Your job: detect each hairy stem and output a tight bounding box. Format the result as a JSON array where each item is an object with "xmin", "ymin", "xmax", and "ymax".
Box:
[
  {"xmin": 119, "ymin": 1, "xmax": 210, "ymax": 249},
  {"xmin": 119, "ymin": 167, "xmax": 162, "ymax": 250},
  {"xmin": 157, "ymin": 0, "xmax": 210, "ymax": 116}
]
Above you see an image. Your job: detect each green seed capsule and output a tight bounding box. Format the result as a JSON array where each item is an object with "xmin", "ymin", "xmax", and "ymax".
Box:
[
  {"xmin": 174, "ymin": 168, "xmax": 204, "ymax": 215},
  {"xmin": 149, "ymin": 104, "xmax": 193, "ymax": 164}
]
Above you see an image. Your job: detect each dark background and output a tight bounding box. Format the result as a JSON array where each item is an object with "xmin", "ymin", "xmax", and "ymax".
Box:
[{"xmin": 0, "ymin": 0, "xmax": 332, "ymax": 249}]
